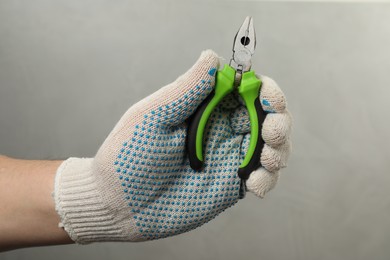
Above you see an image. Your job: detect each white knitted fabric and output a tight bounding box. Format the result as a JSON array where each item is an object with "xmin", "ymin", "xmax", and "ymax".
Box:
[{"xmin": 54, "ymin": 50, "xmax": 291, "ymax": 244}]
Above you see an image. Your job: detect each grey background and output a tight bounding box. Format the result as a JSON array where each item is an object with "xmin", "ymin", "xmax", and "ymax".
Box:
[{"xmin": 1, "ymin": 1, "xmax": 389, "ymax": 259}]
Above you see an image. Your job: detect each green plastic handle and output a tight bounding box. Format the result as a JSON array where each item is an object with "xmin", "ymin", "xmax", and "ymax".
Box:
[
  {"xmin": 238, "ymin": 71, "xmax": 264, "ymax": 175},
  {"xmin": 187, "ymin": 64, "xmax": 235, "ymax": 169},
  {"xmin": 195, "ymin": 65, "xmax": 235, "ymax": 161}
]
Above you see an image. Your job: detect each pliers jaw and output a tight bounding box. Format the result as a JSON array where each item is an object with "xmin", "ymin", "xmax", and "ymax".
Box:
[{"xmin": 230, "ymin": 16, "xmax": 256, "ymax": 76}]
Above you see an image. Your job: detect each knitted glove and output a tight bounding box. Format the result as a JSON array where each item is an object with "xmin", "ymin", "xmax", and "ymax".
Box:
[{"xmin": 54, "ymin": 50, "xmax": 291, "ymax": 244}]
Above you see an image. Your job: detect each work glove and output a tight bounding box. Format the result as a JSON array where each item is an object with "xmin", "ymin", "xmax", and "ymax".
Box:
[{"xmin": 54, "ymin": 50, "xmax": 292, "ymax": 244}]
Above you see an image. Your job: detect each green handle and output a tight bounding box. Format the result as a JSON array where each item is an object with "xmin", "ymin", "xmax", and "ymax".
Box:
[
  {"xmin": 237, "ymin": 71, "xmax": 266, "ymax": 179},
  {"xmin": 187, "ymin": 65, "xmax": 235, "ymax": 170}
]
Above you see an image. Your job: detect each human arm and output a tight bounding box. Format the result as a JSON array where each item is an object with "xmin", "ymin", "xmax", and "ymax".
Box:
[{"xmin": 0, "ymin": 155, "xmax": 73, "ymax": 252}]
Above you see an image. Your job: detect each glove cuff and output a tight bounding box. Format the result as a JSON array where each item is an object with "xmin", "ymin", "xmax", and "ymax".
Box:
[{"xmin": 54, "ymin": 158, "xmax": 123, "ymax": 244}]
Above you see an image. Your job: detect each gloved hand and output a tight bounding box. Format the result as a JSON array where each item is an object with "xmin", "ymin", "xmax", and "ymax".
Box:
[{"xmin": 54, "ymin": 50, "xmax": 292, "ymax": 244}]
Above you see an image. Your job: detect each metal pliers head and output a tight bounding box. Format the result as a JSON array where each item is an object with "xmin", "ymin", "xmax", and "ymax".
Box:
[{"xmin": 230, "ymin": 16, "xmax": 256, "ymax": 76}]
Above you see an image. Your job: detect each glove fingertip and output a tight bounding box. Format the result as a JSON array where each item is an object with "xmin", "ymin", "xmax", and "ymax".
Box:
[
  {"xmin": 246, "ymin": 168, "xmax": 279, "ymax": 198},
  {"xmin": 160, "ymin": 50, "xmax": 220, "ymax": 125},
  {"xmin": 262, "ymin": 111, "xmax": 293, "ymax": 147},
  {"xmin": 181, "ymin": 50, "xmax": 220, "ymax": 87},
  {"xmin": 258, "ymin": 75, "xmax": 287, "ymax": 113}
]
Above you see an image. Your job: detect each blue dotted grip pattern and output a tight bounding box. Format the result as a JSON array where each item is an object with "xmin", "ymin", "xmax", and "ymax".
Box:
[{"xmin": 114, "ymin": 68, "xmax": 243, "ymax": 240}]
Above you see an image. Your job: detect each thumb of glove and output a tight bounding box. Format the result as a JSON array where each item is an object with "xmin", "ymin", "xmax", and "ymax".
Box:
[{"xmin": 117, "ymin": 50, "xmax": 220, "ymax": 130}]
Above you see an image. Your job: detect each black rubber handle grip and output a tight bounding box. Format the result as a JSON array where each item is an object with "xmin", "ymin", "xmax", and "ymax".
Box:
[{"xmin": 187, "ymin": 92, "xmax": 216, "ymax": 170}]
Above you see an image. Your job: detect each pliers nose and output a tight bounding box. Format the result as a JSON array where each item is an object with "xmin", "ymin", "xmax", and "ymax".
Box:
[{"xmin": 230, "ymin": 16, "xmax": 256, "ymax": 75}]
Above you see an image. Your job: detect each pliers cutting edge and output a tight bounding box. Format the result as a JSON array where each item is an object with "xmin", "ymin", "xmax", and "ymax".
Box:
[{"xmin": 187, "ymin": 16, "xmax": 266, "ymax": 198}]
